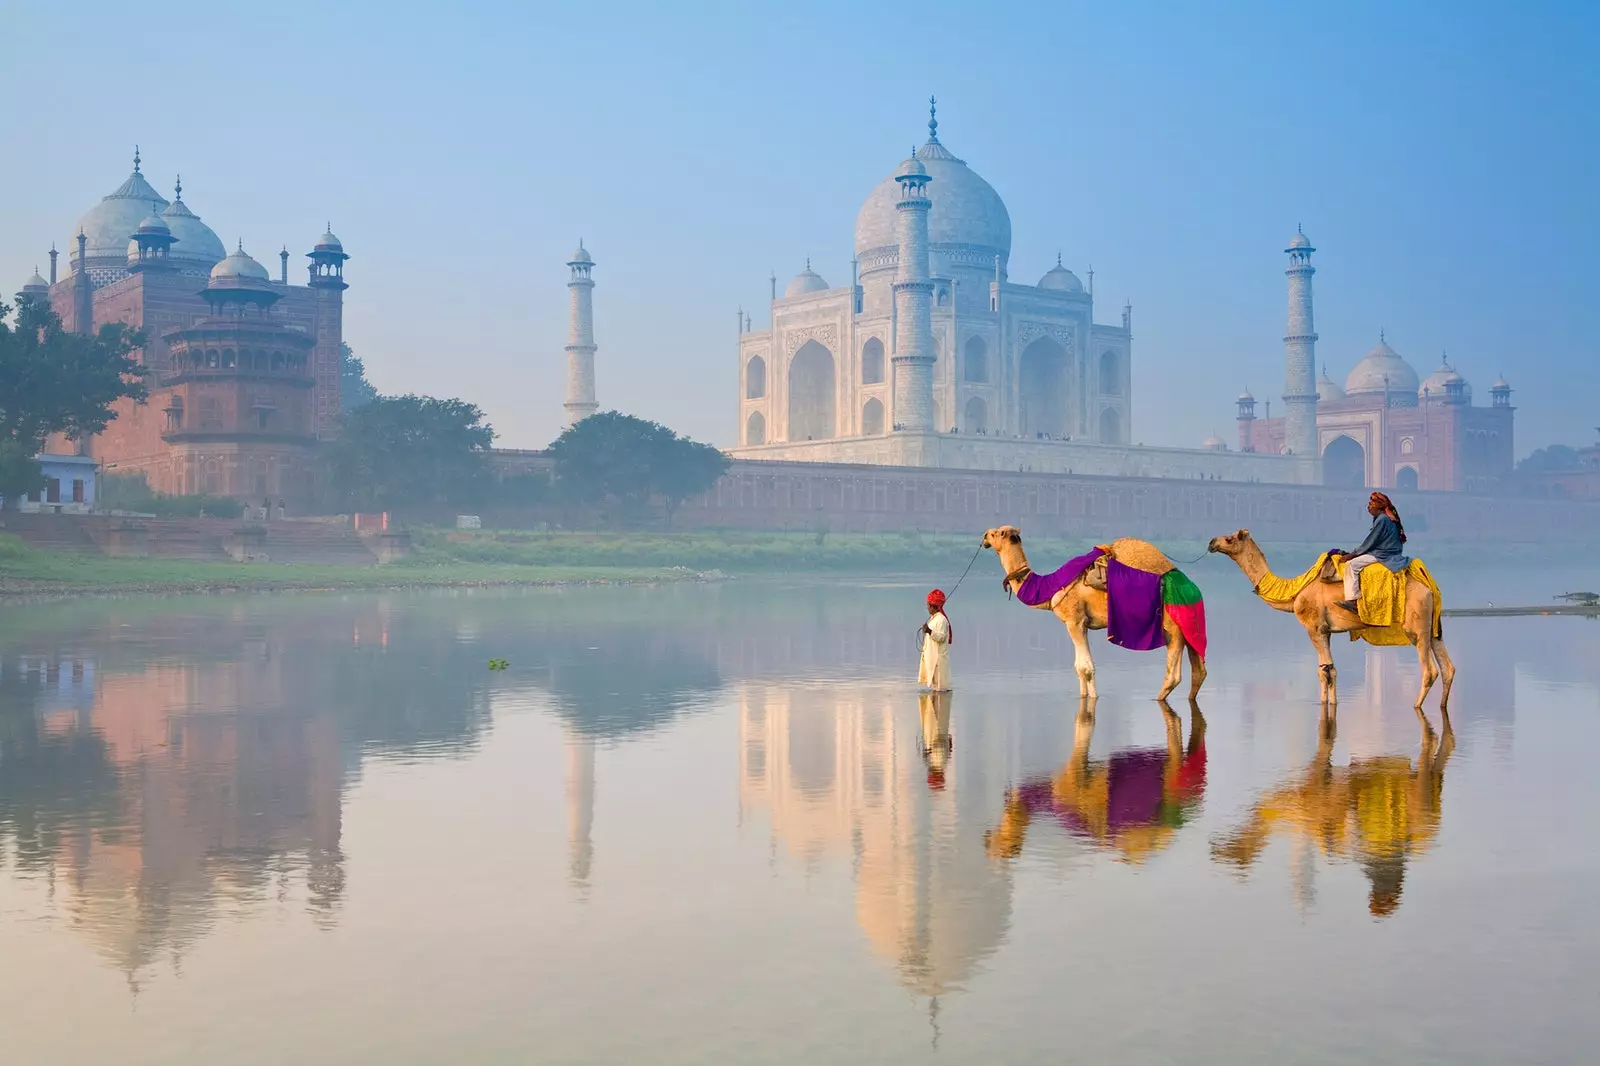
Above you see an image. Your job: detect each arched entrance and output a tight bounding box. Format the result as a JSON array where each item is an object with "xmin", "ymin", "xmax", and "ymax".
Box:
[
  {"xmin": 861, "ymin": 338, "xmax": 884, "ymax": 385},
  {"xmin": 963, "ymin": 337, "xmax": 989, "ymax": 383},
  {"xmin": 861, "ymin": 397, "xmax": 884, "ymax": 436},
  {"xmin": 1323, "ymin": 435, "xmax": 1366, "ymax": 487},
  {"xmin": 787, "ymin": 341, "xmax": 836, "ymax": 441},
  {"xmin": 1099, "ymin": 406, "xmax": 1121, "ymax": 443},
  {"xmin": 964, "ymin": 396, "xmax": 988, "ymax": 434},
  {"xmin": 1018, "ymin": 336, "xmax": 1071, "ymax": 438},
  {"xmin": 745, "ymin": 356, "xmax": 766, "ymax": 399},
  {"xmin": 746, "ymin": 410, "xmax": 766, "ymax": 446},
  {"xmin": 1099, "ymin": 349, "xmax": 1121, "ymax": 395},
  {"xmin": 1395, "ymin": 465, "xmax": 1419, "ymax": 491}
]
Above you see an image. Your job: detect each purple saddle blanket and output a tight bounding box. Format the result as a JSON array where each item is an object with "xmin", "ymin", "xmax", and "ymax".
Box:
[{"xmin": 1014, "ymin": 548, "xmax": 1105, "ymax": 607}]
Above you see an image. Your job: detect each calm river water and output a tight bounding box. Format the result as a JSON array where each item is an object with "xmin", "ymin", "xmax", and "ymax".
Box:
[{"xmin": 2, "ymin": 561, "xmax": 1598, "ymax": 1064}]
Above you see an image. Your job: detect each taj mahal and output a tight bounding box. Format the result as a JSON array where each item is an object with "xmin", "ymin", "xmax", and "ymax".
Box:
[{"xmin": 553, "ymin": 100, "xmax": 1514, "ymax": 494}]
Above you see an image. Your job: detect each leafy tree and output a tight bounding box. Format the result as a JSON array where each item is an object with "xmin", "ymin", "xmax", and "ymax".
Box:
[
  {"xmin": 547, "ymin": 411, "xmax": 729, "ymax": 525},
  {"xmin": 1516, "ymin": 444, "xmax": 1582, "ymax": 474},
  {"xmin": 328, "ymin": 394, "xmax": 494, "ymax": 512},
  {"xmin": 340, "ymin": 342, "xmax": 378, "ymax": 411},
  {"xmin": 0, "ymin": 298, "xmax": 146, "ymax": 508}
]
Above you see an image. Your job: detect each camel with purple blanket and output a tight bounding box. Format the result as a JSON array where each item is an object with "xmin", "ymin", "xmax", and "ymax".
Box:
[{"xmin": 980, "ymin": 526, "xmax": 1208, "ymax": 700}]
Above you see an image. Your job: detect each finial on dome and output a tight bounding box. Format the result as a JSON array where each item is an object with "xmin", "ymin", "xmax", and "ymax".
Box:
[
  {"xmin": 133, "ymin": 145, "xmax": 141, "ymax": 173},
  {"xmin": 1380, "ymin": 328, "xmax": 1386, "ymax": 343},
  {"xmin": 1297, "ymin": 222, "xmax": 1303, "ymax": 235},
  {"xmin": 1056, "ymin": 251, "xmax": 1062, "ymax": 267},
  {"xmin": 928, "ymin": 95, "xmax": 938, "ymax": 142},
  {"xmin": 174, "ymin": 174, "xmax": 182, "ymax": 200},
  {"xmin": 805, "ymin": 257, "xmax": 811, "ymax": 270},
  {"xmin": 237, "ymin": 239, "xmax": 244, "ymax": 252}
]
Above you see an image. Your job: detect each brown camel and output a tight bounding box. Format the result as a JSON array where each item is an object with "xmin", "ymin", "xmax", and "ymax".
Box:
[
  {"xmin": 1206, "ymin": 528, "xmax": 1455, "ymax": 711},
  {"xmin": 980, "ymin": 526, "xmax": 1206, "ymax": 700}
]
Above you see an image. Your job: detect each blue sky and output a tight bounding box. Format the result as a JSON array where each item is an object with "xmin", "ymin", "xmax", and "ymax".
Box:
[{"xmin": 4, "ymin": 1, "xmax": 1596, "ymax": 454}]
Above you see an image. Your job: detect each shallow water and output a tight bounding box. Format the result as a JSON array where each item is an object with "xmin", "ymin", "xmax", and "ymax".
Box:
[{"xmin": 2, "ymin": 562, "xmax": 1598, "ymax": 1064}]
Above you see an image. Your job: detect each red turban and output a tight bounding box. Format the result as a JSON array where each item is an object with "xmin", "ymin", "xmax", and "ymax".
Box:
[{"xmin": 927, "ymin": 589, "xmax": 947, "ymax": 609}]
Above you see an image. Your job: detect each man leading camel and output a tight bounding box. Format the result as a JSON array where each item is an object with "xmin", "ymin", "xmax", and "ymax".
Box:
[{"xmin": 1337, "ymin": 492, "xmax": 1408, "ymax": 612}]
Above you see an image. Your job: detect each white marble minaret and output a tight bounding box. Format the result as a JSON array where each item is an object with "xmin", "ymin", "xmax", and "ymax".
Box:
[
  {"xmin": 565, "ymin": 733, "xmax": 595, "ymax": 890},
  {"xmin": 1282, "ymin": 226, "xmax": 1318, "ymax": 458},
  {"xmin": 891, "ymin": 149, "xmax": 936, "ymax": 432},
  {"xmin": 564, "ymin": 242, "xmax": 598, "ymax": 425}
]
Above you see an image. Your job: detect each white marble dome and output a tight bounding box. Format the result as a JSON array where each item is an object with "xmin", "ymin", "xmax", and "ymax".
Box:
[
  {"xmin": 1038, "ymin": 259, "xmax": 1083, "ymax": 293},
  {"xmin": 209, "ymin": 243, "xmax": 270, "ymax": 283},
  {"xmin": 315, "ymin": 228, "xmax": 345, "ymax": 253},
  {"xmin": 1202, "ymin": 435, "xmax": 1226, "ymax": 451},
  {"xmin": 855, "ymin": 133, "xmax": 1012, "ymax": 264},
  {"xmin": 162, "ymin": 194, "xmax": 227, "ymax": 269},
  {"xmin": 1316, "ymin": 365, "xmax": 1346, "ymax": 402},
  {"xmin": 20, "ymin": 268, "xmax": 48, "ymax": 294},
  {"xmin": 567, "ymin": 241, "xmax": 591, "ymax": 264},
  {"xmin": 1419, "ymin": 359, "xmax": 1471, "ymax": 401},
  {"xmin": 73, "ymin": 159, "xmax": 169, "ymax": 263},
  {"xmin": 785, "ymin": 262, "xmax": 829, "ymax": 297},
  {"xmin": 1345, "ymin": 338, "xmax": 1419, "ymax": 396}
]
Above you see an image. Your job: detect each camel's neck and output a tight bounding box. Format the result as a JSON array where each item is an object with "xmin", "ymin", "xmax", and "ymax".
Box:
[
  {"xmin": 1234, "ymin": 543, "xmax": 1295, "ymax": 611},
  {"xmin": 993, "ymin": 541, "xmax": 1031, "ymax": 582}
]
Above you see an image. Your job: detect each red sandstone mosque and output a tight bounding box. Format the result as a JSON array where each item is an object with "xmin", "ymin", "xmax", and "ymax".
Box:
[{"xmin": 18, "ymin": 150, "xmax": 347, "ymax": 506}]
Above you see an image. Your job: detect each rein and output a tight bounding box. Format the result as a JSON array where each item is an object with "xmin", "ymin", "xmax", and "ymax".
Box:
[{"xmin": 916, "ymin": 543, "xmax": 985, "ymax": 650}]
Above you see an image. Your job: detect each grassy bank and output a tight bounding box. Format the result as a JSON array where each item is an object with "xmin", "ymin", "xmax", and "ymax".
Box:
[{"xmin": 0, "ymin": 533, "xmax": 698, "ymax": 600}]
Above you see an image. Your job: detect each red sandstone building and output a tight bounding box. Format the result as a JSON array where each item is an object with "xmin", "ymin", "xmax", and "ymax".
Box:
[{"xmin": 23, "ymin": 152, "xmax": 347, "ymax": 505}]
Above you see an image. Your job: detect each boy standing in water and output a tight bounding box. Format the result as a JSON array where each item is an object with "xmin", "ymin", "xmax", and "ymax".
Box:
[{"xmin": 919, "ymin": 589, "xmax": 952, "ymax": 691}]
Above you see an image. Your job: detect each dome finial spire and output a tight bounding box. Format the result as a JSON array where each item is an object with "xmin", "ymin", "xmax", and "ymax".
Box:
[
  {"xmin": 928, "ymin": 95, "xmax": 939, "ymax": 142},
  {"xmin": 1056, "ymin": 251, "xmax": 1062, "ymax": 267},
  {"xmin": 133, "ymin": 145, "xmax": 141, "ymax": 173},
  {"xmin": 174, "ymin": 174, "xmax": 182, "ymax": 200}
]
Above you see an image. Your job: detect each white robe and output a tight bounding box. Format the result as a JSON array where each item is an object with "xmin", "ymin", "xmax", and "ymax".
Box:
[{"xmin": 918, "ymin": 611, "xmax": 951, "ymax": 691}]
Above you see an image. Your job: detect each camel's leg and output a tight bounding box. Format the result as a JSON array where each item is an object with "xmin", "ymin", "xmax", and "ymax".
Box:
[
  {"xmin": 1186, "ymin": 643, "xmax": 1208, "ymax": 700},
  {"xmin": 1306, "ymin": 617, "xmax": 1337, "ymax": 707},
  {"xmin": 1432, "ymin": 638, "xmax": 1456, "ymax": 713},
  {"xmin": 1064, "ymin": 611, "xmax": 1097, "ymax": 700},
  {"xmin": 1410, "ymin": 627, "xmax": 1440, "ymax": 712},
  {"xmin": 1157, "ymin": 624, "xmax": 1185, "ymax": 702}
]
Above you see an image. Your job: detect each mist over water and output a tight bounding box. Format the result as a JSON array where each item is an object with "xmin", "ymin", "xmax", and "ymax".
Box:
[{"xmin": 2, "ymin": 569, "xmax": 1597, "ymax": 1063}]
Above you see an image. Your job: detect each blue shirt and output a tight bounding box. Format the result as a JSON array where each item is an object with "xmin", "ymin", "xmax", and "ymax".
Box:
[{"xmin": 1350, "ymin": 514, "xmax": 1409, "ymax": 571}]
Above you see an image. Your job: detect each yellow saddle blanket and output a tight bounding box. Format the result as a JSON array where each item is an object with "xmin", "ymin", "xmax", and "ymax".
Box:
[{"xmin": 1254, "ymin": 552, "xmax": 1443, "ymax": 646}]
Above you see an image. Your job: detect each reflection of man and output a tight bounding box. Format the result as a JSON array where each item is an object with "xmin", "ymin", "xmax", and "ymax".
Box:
[
  {"xmin": 919, "ymin": 690, "xmax": 953, "ymax": 790},
  {"xmin": 986, "ymin": 704, "xmax": 1206, "ymax": 863},
  {"xmin": 1212, "ymin": 714, "xmax": 1452, "ymax": 917}
]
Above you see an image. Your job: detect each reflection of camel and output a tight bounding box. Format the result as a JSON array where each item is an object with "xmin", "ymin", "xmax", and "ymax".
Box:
[
  {"xmin": 1211, "ymin": 710, "xmax": 1453, "ymax": 917},
  {"xmin": 1207, "ymin": 529, "xmax": 1454, "ymax": 710},
  {"xmin": 919, "ymin": 691, "xmax": 953, "ymax": 791},
  {"xmin": 982, "ymin": 526, "xmax": 1206, "ymax": 700},
  {"xmin": 986, "ymin": 699, "xmax": 1207, "ymax": 863}
]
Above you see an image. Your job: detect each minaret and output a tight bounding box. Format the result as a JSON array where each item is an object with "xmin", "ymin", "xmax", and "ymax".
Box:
[
  {"xmin": 563, "ymin": 241, "xmax": 598, "ymax": 425},
  {"xmin": 1283, "ymin": 226, "xmax": 1318, "ymax": 457},
  {"xmin": 73, "ymin": 230, "xmax": 92, "ymax": 334},
  {"xmin": 307, "ymin": 225, "xmax": 350, "ymax": 440},
  {"xmin": 891, "ymin": 147, "xmax": 936, "ymax": 432},
  {"xmin": 566, "ymin": 733, "xmax": 595, "ymax": 890},
  {"xmin": 280, "ymin": 246, "xmax": 289, "ymax": 285}
]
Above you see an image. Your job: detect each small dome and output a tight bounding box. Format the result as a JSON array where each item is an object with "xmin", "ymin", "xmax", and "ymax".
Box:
[
  {"xmin": 1202, "ymin": 435, "xmax": 1226, "ymax": 451},
  {"xmin": 567, "ymin": 241, "xmax": 592, "ymax": 264},
  {"xmin": 1237, "ymin": 389, "xmax": 1255, "ymax": 402},
  {"xmin": 1288, "ymin": 229, "xmax": 1312, "ymax": 250},
  {"xmin": 1419, "ymin": 358, "xmax": 1471, "ymax": 401},
  {"xmin": 1491, "ymin": 375, "xmax": 1511, "ymax": 391},
  {"xmin": 1345, "ymin": 337, "xmax": 1420, "ymax": 396},
  {"xmin": 1316, "ymin": 365, "xmax": 1346, "ymax": 403},
  {"xmin": 22, "ymin": 268, "xmax": 48, "ymax": 290},
  {"xmin": 209, "ymin": 243, "xmax": 270, "ymax": 282},
  {"xmin": 897, "ymin": 154, "xmax": 927, "ymax": 178},
  {"xmin": 1038, "ymin": 259, "xmax": 1083, "ymax": 293},
  {"xmin": 135, "ymin": 212, "xmax": 171, "ymax": 236},
  {"xmin": 314, "ymin": 228, "xmax": 344, "ymax": 253},
  {"xmin": 784, "ymin": 262, "xmax": 829, "ymax": 297}
]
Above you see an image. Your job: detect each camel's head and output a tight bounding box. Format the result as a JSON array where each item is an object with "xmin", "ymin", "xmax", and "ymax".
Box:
[
  {"xmin": 981, "ymin": 526, "xmax": 1023, "ymax": 552},
  {"xmin": 1207, "ymin": 528, "xmax": 1252, "ymax": 557}
]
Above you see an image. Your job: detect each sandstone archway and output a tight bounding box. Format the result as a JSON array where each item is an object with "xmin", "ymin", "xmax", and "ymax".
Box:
[{"xmin": 1323, "ymin": 435, "xmax": 1366, "ymax": 487}]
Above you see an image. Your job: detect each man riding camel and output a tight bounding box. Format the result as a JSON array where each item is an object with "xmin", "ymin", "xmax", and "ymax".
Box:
[{"xmin": 1336, "ymin": 492, "xmax": 1409, "ymax": 613}]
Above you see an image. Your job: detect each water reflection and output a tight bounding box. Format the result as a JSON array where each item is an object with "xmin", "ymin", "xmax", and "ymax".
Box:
[
  {"xmin": 986, "ymin": 702, "xmax": 1207, "ymax": 864},
  {"xmin": 739, "ymin": 685, "xmax": 1013, "ymax": 1001},
  {"xmin": 1212, "ymin": 711, "xmax": 1454, "ymax": 917}
]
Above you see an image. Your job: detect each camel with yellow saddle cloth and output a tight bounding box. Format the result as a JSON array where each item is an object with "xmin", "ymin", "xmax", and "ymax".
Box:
[{"xmin": 1206, "ymin": 529, "xmax": 1455, "ymax": 711}]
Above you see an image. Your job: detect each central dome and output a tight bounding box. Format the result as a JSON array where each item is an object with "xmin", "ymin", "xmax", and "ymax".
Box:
[
  {"xmin": 73, "ymin": 153, "xmax": 169, "ymax": 264},
  {"xmin": 1345, "ymin": 337, "xmax": 1420, "ymax": 396},
  {"xmin": 854, "ymin": 120, "xmax": 1011, "ymax": 267}
]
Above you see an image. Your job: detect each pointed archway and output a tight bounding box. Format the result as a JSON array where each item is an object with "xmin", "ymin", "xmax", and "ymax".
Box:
[
  {"xmin": 1323, "ymin": 435, "xmax": 1366, "ymax": 487},
  {"xmin": 1018, "ymin": 336, "xmax": 1071, "ymax": 438},
  {"xmin": 787, "ymin": 340, "xmax": 836, "ymax": 441}
]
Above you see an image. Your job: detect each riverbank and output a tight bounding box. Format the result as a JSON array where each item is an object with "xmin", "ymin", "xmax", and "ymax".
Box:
[{"xmin": 0, "ymin": 534, "xmax": 714, "ymax": 602}]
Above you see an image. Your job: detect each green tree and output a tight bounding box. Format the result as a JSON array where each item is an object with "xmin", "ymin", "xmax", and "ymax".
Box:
[
  {"xmin": 340, "ymin": 342, "xmax": 378, "ymax": 411},
  {"xmin": 1516, "ymin": 444, "xmax": 1582, "ymax": 474},
  {"xmin": 547, "ymin": 411, "xmax": 729, "ymax": 525},
  {"xmin": 0, "ymin": 298, "xmax": 146, "ymax": 508},
  {"xmin": 328, "ymin": 394, "xmax": 494, "ymax": 512}
]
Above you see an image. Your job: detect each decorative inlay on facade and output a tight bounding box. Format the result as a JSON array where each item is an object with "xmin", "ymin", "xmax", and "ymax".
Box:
[
  {"xmin": 1016, "ymin": 321, "xmax": 1076, "ymax": 349},
  {"xmin": 783, "ymin": 322, "xmax": 839, "ymax": 356}
]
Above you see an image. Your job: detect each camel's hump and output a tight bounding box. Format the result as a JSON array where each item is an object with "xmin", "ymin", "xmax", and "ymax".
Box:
[{"xmin": 1105, "ymin": 538, "xmax": 1175, "ymax": 575}]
